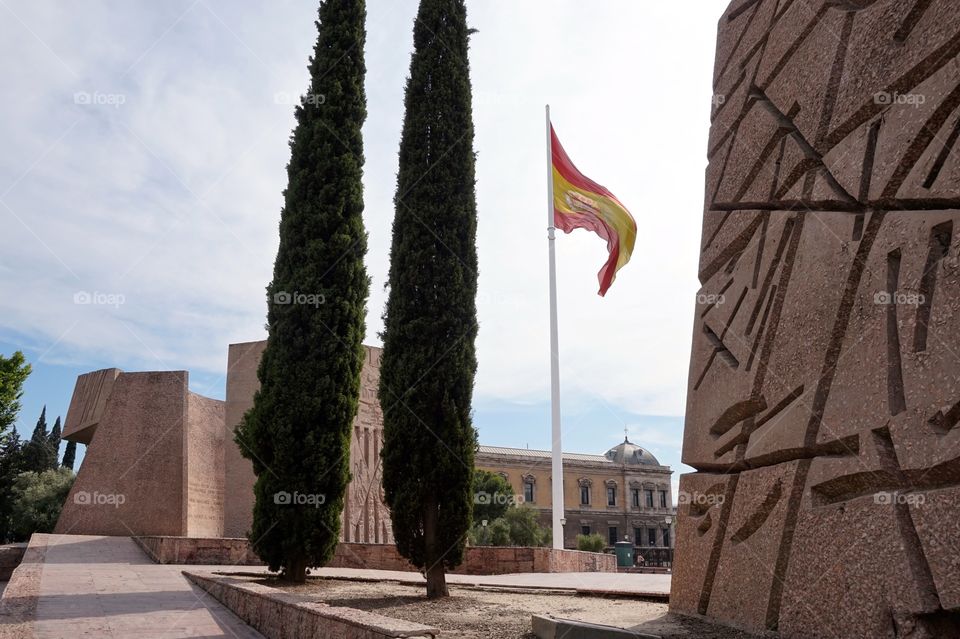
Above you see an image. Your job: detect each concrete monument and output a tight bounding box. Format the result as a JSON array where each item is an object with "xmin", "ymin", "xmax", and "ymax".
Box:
[
  {"xmin": 55, "ymin": 369, "xmax": 225, "ymax": 537},
  {"xmin": 672, "ymin": 1, "xmax": 960, "ymax": 637},
  {"xmin": 223, "ymin": 342, "xmax": 391, "ymax": 544},
  {"xmin": 55, "ymin": 343, "xmax": 392, "ymax": 545}
]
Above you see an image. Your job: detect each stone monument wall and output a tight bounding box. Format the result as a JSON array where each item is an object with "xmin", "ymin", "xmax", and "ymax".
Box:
[
  {"xmin": 55, "ymin": 371, "xmax": 224, "ymax": 537},
  {"xmin": 222, "ymin": 340, "xmax": 267, "ymax": 538},
  {"xmin": 672, "ymin": 2, "xmax": 960, "ymax": 637},
  {"xmin": 222, "ymin": 341, "xmax": 392, "ymax": 544}
]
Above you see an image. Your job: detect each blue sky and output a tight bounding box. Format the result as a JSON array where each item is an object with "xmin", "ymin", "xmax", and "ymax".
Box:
[{"xmin": 0, "ymin": 1, "xmax": 726, "ymax": 500}]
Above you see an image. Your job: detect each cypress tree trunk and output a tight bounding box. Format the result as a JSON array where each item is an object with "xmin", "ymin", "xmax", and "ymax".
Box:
[
  {"xmin": 379, "ymin": 0, "xmax": 478, "ymax": 600},
  {"xmin": 234, "ymin": 0, "xmax": 369, "ymax": 584}
]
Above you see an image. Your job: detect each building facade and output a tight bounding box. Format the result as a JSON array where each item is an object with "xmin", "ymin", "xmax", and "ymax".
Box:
[{"xmin": 476, "ymin": 438, "xmax": 675, "ymax": 558}]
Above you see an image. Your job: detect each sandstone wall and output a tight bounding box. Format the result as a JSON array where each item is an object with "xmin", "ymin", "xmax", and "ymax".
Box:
[
  {"xmin": 55, "ymin": 372, "xmax": 198, "ymax": 536},
  {"xmin": 672, "ymin": 2, "xmax": 960, "ymax": 637},
  {"xmin": 222, "ymin": 342, "xmax": 392, "ymax": 544},
  {"xmin": 222, "ymin": 340, "xmax": 266, "ymax": 538},
  {"xmin": 184, "ymin": 392, "xmax": 225, "ymax": 537}
]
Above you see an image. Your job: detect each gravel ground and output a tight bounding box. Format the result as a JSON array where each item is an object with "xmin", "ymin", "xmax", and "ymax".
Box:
[{"xmin": 269, "ymin": 578, "xmax": 763, "ymax": 639}]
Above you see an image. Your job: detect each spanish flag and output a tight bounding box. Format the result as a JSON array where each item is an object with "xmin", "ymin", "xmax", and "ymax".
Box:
[{"xmin": 551, "ymin": 124, "xmax": 636, "ymax": 296}]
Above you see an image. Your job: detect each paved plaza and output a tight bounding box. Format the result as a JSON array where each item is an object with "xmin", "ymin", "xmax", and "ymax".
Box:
[{"xmin": 0, "ymin": 534, "xmax": 671, "ymax": 637}]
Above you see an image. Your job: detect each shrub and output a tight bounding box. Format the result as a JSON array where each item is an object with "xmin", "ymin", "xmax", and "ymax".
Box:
[
  {"xmin": 576, "ymin": 533, "xmax": 606, "ymax": 553},
  {"xmin": 9, "ymin": 468, "xmax": 74, "ymax": 538},
  {"xmin": 469, "ymin": 504, "xmax": 551, "ymax": 547}
]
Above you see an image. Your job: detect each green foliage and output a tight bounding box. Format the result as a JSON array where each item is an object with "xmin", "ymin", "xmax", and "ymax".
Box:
[
  {"xmin": 0, "ymin": 351, "xmax": 30, "ymax": 439},
  {"xmin": 234, "ymin": 0, "xmax": 369, "ymax": 583},
  {"xmin": 468, "ymin": 505, "xmax": 551, "ymax": 548},
  {"xmin": 379, "ymin": 0, "xmax": 479, "ymax": 594},
  {"xmin": 472, "ymin": 469, "xmax": 513, "ymax": 523},
  {"xmin": 9, "ymin": 468, "xmax": 74, "ymax": 539},
  {"xmin": 21, "ymin": 406, "xmax": 57, "ymax": 473},
  {"xmin": 62, "ymin": 440, "xmax": 76, "ymax": 471},
  {"xmin": 0, "ymin": 428, "xmax": 24, "ymax": 542},
  {"xmin": 49, "ymin": 416, "xmax": 61, "ymax": 447},
  {"xmin": 576, "ymin": 533, "xmax": 606, "ymax": 553},
  {"xmin": 501, "ymin": 505, "xmax": 551, "ymax": 547}
]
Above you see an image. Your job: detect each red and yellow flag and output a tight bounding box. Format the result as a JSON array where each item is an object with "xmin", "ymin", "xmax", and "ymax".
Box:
[{"xmin": 551, "ymin": 125, "xmax": 636, "ymax": 296}]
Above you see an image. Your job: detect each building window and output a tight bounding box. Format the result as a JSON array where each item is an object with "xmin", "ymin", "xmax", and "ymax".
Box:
[
  {"xmin": 581, "ymin": 525, "xmax": 591, "ymax": 536},
  {"xmin": 523, "ymin": 481, "xmax": 534, "ymax": 503},
  {"xmin": 645, "ymin": 489, "xmax": 654, "ymax": 508},
  {"xmin": 607, "ymin": 486, "xmax": 616, "ymax": 506},
  {"xmin": 648, "ymin": 527, "xmax": 657, "ymax": 546},
  {"xmin": 631, "ymin": 489, "xmax": 640, "ymax": 508},
  {"xmin": 662, "ymin": 528, "xmax": 670, "ymax": 547},
  {"xmin": 659, "ymin": 490, "xmax": 668, "ymax": 508},
  {"xmin": 608, "ymin": 527, "xmax": 618, "ymax": 546},
  {"xmin": 580, "ymin": 485, "xmax": 590, "ymax": 505},
  {"xmin": 634, "ymin": 527, "xmax": 642, "ymax": 546}
]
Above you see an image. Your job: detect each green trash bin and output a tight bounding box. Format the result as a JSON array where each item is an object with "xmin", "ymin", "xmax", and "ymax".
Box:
[{"xmin": 614, "ymin": 541, "xmax": 633, "ymax": 567}]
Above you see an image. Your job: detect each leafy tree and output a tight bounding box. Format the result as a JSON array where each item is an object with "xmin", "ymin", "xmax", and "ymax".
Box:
[
  {"xmin": 62, "ymin": 440, "xmax": 77, "ymax": 471},
  {"xmin": 0, "ymin": 428, "xmax": 23, "ymax": 542},
  {"xmin": 577, "ymin": 533, "xmax": 606, "ymax": 553},
  {"xmin": 21, "ymin": 406, "xmax": 56, "ymax": 473},
  {"xmin": 49, "ymin": 415, "xmax": 62, "ymax": 461},
  {"xmin": 0, "ymin": 351, "xmax": 30, "ymax": 441},
  {"xmin": 472, "ymin": 469, "xmax": 512, "ymax": 523},
  {"xmin": 379, "ymin": 0, "xmax": 479, "ymax": 599},
  {"xmin": 234, "ymin": 0, "xmax": 369, "ymax": 584},
  {"xmin": 468, "ymin": 505, "xmax": 551, "ymax": 547},
  {"xmin": 502, "ymin": 505, "xmax": 551, "ymax": 547},
  {"xmin": 9, "ymin": 468, "xmax": 75, "ymax": 539},
  {"xmin": 487, "ymin": 518, "xmax": 511, "ymax": 547}
]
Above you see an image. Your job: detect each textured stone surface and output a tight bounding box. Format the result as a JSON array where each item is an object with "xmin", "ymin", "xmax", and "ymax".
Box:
[
  {"xmin": 223, "ymin": 340, "xmax": 267, "ymax": 539},
  {"xmin": 672, "ymin": 2, "xmax": 960, "ymax": 637},
  {"xmin": 56, "ymin": 341, "xmax": 391, "ymax": 544},
  {"xmin": 55, "ymin": 371, "xmax": 225, "ymax": 537},
  {"xmin": 61, "ymin": 367, "xmax": 120, "ymax": 444},
  {"xmin": 135, "ymin": 536, "xmax": 616, "ymax": 575},
  {"xmin": 0, "ymin": 535, "xmax": 47, "ymax": 638},
  {"xmin": 0, "ymin": 534, "xmax": 261, "ymax": 639},
  {"xmin": 183, "ymin": 571, "xmax": 439, "ymax": 639}
]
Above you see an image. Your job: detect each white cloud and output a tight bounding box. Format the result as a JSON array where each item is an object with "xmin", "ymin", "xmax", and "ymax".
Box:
[{"xmin": 0, "ymin": 0, "xmax": 725, "ymax": 424}]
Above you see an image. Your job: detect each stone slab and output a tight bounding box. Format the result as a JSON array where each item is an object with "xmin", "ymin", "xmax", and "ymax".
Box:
[
  {"xmin": 531, "ymin": 614, "xmax": 659, "ymax": 639},
  {"xmin": 675, "ymin": 1, "xmax": 960, "ymax": 636},
  {"xmin": 183, "ymin": 571, "xmax": 439, "ymax": 639}
]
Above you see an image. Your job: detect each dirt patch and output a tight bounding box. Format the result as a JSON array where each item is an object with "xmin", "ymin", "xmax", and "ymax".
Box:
[{"xmin": 267, "ymin": 578, "xmax": 763, "ymax": 638}]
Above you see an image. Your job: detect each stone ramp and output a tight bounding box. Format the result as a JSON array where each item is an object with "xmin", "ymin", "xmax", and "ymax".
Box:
[{"xmin": 0, "ymin": 534, "xmax": 262, "ymax": 638}]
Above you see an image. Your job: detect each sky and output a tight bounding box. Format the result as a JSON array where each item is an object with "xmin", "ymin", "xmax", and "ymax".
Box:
[{"xmin": 0, "ymin": 0, "xmax": 725, "ymax": 502}]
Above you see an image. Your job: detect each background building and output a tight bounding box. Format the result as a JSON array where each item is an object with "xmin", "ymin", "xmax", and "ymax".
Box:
[{"xmin": 476, "ymin": 438, "xmax": 675, "ymax": 563}]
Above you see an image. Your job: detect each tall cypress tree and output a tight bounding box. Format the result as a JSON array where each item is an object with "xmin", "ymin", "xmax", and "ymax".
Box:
[
  {"xmin": 379, "ymin": 0, "xmax": 479, "ymax": 599},
  {"xmin": 21, "ymin": 406, "xmax": 55, "ymax": 472},
  {"xmin": 48, "ymin": 416, "xmax": 62, "ymax": 468},
  {"xmin": 62, "ymin": 440, "xmax": 76, "ymax": 471},
  {"xmin": 235, "ymin": 0, "xmax": 369, "ymax": 584}
]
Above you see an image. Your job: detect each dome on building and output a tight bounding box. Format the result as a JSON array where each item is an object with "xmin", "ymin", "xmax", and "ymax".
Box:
[{"xmin": 604, "ymin": 437, "xmax": 660, "ymax": 466}]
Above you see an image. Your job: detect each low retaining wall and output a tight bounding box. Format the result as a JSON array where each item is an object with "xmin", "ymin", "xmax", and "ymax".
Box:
[
  {"xmin": 137, "ymin": 537, "xmax": 616, "ymax": 574},
  {"xmin": 331, "ymin": 543, "xmax": 617, "ymax": 575},
  {"xmin": 0, "ymin": 534, "xmax": 50, "ymax": 639},
  {"xmin": 0, "ymin": 543, "xmax": 27, "ymax": 581},
  {"xmin": 135, "ymin": 536, "xmax": 262, "ymax": 565},
  {"xmin": 184, "ymin": 571, "xmax": 438, "ymax": 639}
]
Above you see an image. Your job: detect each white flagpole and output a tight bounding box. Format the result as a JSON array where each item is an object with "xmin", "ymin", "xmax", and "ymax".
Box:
[{"xmin": 545, "ymin": 104, "xmax": 564, "ymax": 550}]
